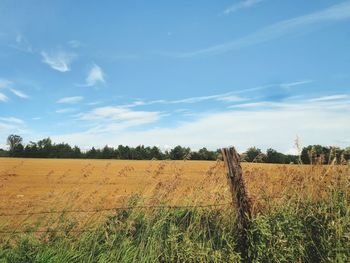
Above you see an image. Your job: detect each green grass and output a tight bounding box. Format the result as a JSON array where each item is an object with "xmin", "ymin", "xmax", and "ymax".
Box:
[{"xmin": 0, "ymin": 190, "xmax": 349, "ymax": 263}]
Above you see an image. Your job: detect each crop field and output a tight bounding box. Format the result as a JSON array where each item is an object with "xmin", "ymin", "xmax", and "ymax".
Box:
[
  {"xmin": 0, "ymin": 157, "xmax": 349, "ymax": 262},
  {"xmin": 1, "ymin": 158, "xmax": 348, "ymax": 226}
]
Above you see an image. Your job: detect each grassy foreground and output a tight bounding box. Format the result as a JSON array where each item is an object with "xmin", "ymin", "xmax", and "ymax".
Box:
[{"xmin": 0, "ymin": 189, "xmax": 349, "ymax": 263}]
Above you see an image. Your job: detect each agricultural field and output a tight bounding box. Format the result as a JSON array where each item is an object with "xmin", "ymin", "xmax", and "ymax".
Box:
[
  {"xmin": 1, "ymin": 158, "xmax": 346, "ymax": 218},
  {"xmin": 0, "ymin": 157, "xmax": 349, "ymax": 262}
]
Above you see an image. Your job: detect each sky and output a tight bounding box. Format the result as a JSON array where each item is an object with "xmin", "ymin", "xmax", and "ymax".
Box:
[{"xmin": 0, "ymin": 0, "xmax": 349, "ymax": 153}]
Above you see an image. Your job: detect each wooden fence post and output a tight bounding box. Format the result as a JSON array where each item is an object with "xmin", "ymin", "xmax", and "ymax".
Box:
[{"xmin": 221, "ymin": 147, "xmax": 251, "ymax": 260}]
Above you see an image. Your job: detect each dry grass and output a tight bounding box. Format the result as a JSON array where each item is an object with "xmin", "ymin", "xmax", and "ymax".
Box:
[{"xmin": 0, "ymin": 158, "xmax": 349, "ymax": 231}]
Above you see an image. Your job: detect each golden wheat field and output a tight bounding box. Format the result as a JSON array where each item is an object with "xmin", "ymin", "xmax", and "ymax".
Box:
[{"xmin": 0, "ymin": 158, "xmax": 349, "ymax": 230}]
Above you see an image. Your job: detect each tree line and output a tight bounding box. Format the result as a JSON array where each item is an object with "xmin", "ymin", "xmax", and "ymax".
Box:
[{"xmin": 1, "ymin": 134, "xmax": 349, "ymax": 164}]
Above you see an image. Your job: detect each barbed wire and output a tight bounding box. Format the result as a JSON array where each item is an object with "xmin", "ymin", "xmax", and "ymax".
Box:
[
  {"xmin": 0, "ymin": 202, "xmax": 232, "ymax": 217},
  {"xmin": 0, "ymin": 228, "xmax": 96, "ymax": 234},
  {"xmin": 0, "ymin": 194, "xmax": 302, "ymax": 217}
]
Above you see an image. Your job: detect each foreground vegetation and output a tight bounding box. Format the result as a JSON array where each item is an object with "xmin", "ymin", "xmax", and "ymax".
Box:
[
  {"xmin": 0, "ymin": 153, "xmax": 349, "ymax": 262},
  {"xmin": 0, "ymin": 189, "xmax": 349, "ymax": 263}
]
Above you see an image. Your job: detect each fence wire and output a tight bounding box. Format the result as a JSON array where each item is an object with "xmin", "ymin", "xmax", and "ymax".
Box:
[
  {"xmin": 0, "ymin": 202, "xmax": 234, "ymax": 235},
  {"xmin": 0, "ymin": 202, "xmax": 232, "ymax": 217}
]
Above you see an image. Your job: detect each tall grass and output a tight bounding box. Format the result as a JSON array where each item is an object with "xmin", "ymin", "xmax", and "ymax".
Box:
[{"xmin": 1, "ymin": 188, "xmax": 349, "ymax": 263}]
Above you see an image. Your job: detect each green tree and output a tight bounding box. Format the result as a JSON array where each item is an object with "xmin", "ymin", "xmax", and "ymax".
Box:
[
  {"xmin": 101, "ymin": 145, "xmax": 114, "ymax": 159},
  {"xmin": 301, "ymin": 145, "xmax": 330, "ymax": 164},
  {"xmin": 342, "ymin": 147, "xmax": 350, "ymax": 162},
  {"xmin": 7, "ymin": 134, "xmax": 24, "ymax": 157},
  {"xmin": 7, "ymin": 134, "xmax": 23, "ymax": 151},
  {"xmin": 245, "ymin": 147, "xmax": 263, "ymax": 162},
  {"xmin": 150, "ymin": 146, "xmax": 163, "ymax": 160},
  {"xmin": 266, "ymin": 148, "xmax": 285, "ymax": 163},
  {"xmin": 170, "ymin": 145, "xmax": 190, "ymax": 160}
]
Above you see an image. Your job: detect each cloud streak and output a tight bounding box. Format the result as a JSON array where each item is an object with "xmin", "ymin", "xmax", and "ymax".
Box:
[
  {"xmin": 55, "ymin": 108, "xmax": 77, "ymax": 114},
  {"xmin": 9, "ymin": 88, "xmax": 29, "ymax": 99},
  {"xmin": 223, "ymin": 0, "xmax": 263, "ymax": 15},
  {"xmin": 41, "ymin": 51, "xmax": 76, "ymax": 72},
  {"xmin": 171, "ymin": 1, "xmax": 350, "ymax": 57},
  {"xmin": 57, "ymin": 96, "xmax": 83, "ymax": 104},
  {"xmin": 230, "ymin": 94, "xmax": 350, "ymax": 110},
  {"xmin": 0, "ymin": 78, "xmax": 29, "ymax": 99},
  {"xmin": 0, "ymin": 117, "xmax": 24, "ymax": 124},
  {"xmin": 122, "ymin": 80, "xmax": 311, "ymax": 108},
  {"xmin": 0, "ymin": 93, "xmax": 8, "ymax": 102},
  {"xmin": 75, "ymin": 106, "xmax": 162, "ymax": 133}
]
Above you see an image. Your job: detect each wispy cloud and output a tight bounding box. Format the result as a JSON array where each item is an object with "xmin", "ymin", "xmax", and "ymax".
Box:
[
  {"xmin": 122, "ymin": 81, "xmax": 311, "ymax": 108},
  {"xmin": 280, "ymin": 80, "xmax": 313, "ymax": 89},
  {"xmin": 87, "ymin": 101, "xmax": 102, "ymax": 106},
  {"xmin": 9, "ymin": 88, "xmax": 29, "ymax": 99},
  {"xmin": 171, "ymin": 1, "xmax": 350, "ymax": 57},
  {"xmin": 57, "ymin": 96, "xmax": 83, "ymax": 104},
  {"xmin": 7, "ymin": 33, "xmax": 33, "ymax": 53},
  {"xmin": 223, "ymin": 0, "xmax": 263, "ymax": 15},
  {"xmin": 75, "ymin": 106, "xmax": 162, "ymax": 133},
  {"xmin": 0, "ymin": 93, "xmax": 9, "ymax": 102},
  {"xmin": 230, "ymin": 94, "xmax": 350, "ymax": 110},
  {"xmin": 0, "ymin": 79, "xmax": 28, "ymax": 99},
  {"xmin": 52, "ymin": 94, "xmax": 350, "ymax": 152},
  {"xmin": 78, "ymin": 106, "xmax": 160, "ymax": 122},
  {"xmin": 124, "ymin": 92, "xmax": 248, "ymax": 108},
  {"xmin": 41, "ymin": 50, "xmax": 76, "ymax": 72},
  {"xmin": 168, "ymin": 93, "xmax": 248, "ymax": 104},
  {"xmin": 308, "ymin": 94, "xmax": 348, "ymax": 102},
  {"xmin": 55, "ymin": 108, "xmax": 77, "ymax": 114},
  {"xmin": 84, "ymin": 64, "xmax": 105, "ymax": 87},
  {"xmin": 0, "ymin": 117, "xmax": 24, "ymax": 124},
  {"xmin": 14, "ymin": 33, "xmax": 33, "ymax": 53}
]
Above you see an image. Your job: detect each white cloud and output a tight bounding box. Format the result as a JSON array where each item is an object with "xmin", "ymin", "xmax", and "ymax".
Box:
[
  {"xmin": 172, "ymin": 1, "xmax": 350, "ymax": 57},
  {"xmin": 0, "ymin": 117, "xmax": 24, "ymax": 124},
  {"xmin": 120, "ymin": 82, "xmax": 311, "ymax": 109},
  {"xmin": 124, "ymin": 92, "xmax": 248, "ymax": 108},
  {"xmin": 51, "ymin": 94, "xmax": 350, "ymax": 152},
  {"xmin": 216, "ymin": 95, "xmax": 248, "ymax": 102},
  {"xmin": 230, "ymin": 95, "xmax": 350, "ymax": 111},
  {"xmin": 0, "ymin": 78, "xmax": 29, "ymax": 99},
  {"xmin": 308, "ymin": 94, "xmax": 348, "ymax": 102},
  {"xmin": 78, "ymin": 106, "xmax": 160, "ymax": 122},
  {"xmin": 75, "ymin": 106, "xmax": 162, "ymax": 133},
  {"xmin": 280, "ymin": 80, "xmax": 313, "ymax": 89},
  {"xmin": 86, "ymin": 101, "xmax": 102, "ymax": 106},
  {"xmin": 57, "ymin": 96, "xmax": 83, "ymax": 104},
  {"xmin": 41, "ymin": 51, "xmax": 76, "ymax": 72},
  {"xmin": 52, "ymin": 107, "xmax": 350, "ymax": 153},
  {"xmin": 55, "ymin": 108, "xmax": 77, "ymax": 114},
  {"xmin": 9, "ymin": 88, "xmax": 29, "ymax": 99},
  {"xmin": 223, "ymin": 0, "xmax": 263, "ymax": 15},
  {"xmin": 0, "ymin": 92, "xmax": 8, "ymax": 102},
  {"xmin": 85, "ymin": 64, "xmax": 105, "ymax": 87}
]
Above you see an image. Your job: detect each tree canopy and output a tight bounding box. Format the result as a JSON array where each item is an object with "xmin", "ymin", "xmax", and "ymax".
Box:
[{"xmin": 1, "ymin": 134, "xmax": 349, "ymax": 164}]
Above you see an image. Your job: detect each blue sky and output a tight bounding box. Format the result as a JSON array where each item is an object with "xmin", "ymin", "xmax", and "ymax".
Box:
[{"xmin": 0, "ymin": 0, "xmax": 349, "ymax": 153}]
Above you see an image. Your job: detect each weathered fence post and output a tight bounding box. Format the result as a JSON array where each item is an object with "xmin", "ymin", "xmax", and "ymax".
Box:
[{"xmin": 221, "ymin": 147, "xmax": 251, "ymax": 260}]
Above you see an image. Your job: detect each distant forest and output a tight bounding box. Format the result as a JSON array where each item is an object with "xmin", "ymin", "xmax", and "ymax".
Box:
[{"xmin": 1, "ymin": 134, "xmax": 349, "ymax": 164}]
